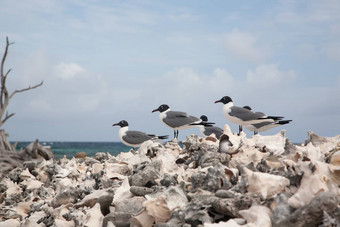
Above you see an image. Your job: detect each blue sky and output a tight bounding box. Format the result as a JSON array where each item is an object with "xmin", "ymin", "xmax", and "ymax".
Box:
[{"xmin": 1, "ymin": 0, "xmax": 339, "ymax": 142}]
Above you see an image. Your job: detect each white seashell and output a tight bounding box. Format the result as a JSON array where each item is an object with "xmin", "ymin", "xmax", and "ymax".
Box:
[
  {"xmin": 83, "ymin": 179, "xmax": 96, "ymax": 187},
  {"xmin": 84, "ymin": 203, "xmax": 104, "ymax": 227},
  {"xmin": 223, "ymin": 166, "xmax": 239, "ymax": 180},
  {"xmin": 143, "ymin": 196, "xmax": 172, "ymax": 223},
  {"xmin": 25, "ymin": 210, "xmax": 46, "ymax": 227},
  {"xmin": 116, "ymin": 151, "xmax": 151, "ymax": 166},
  {"xmin": 76, "ymin": 164, "xmax": 87, "ymax": 177},
  {"xmin": 104, "ymin": 162, "xmax": 131, "ymax": 177},
  {"xmin": 54, "ymin": 219, "xmax": 74, "ymax": 227},
  {"xmin": 265, "ymin": 156, "xmax": 284, "ymax": 169},
  {"xmin": 24, "ymin": 179, "xmax": 43, "ymax": 190},
  {"xmin": 5, "ymin": 179, "xmax": 22, "ymax": 196},
  {"xmin": 328, "ymin": 164, "xmax": 340, "ymax": 184},
  {"xmin": 0, "ymin": 219, "xmax": 21, "ymax": 227},
  {"xmin": 220, "ymin": 124, "xmax": 247, "ymax": 154},
  {"xmin": 305, "ymin": 131, "xmax": 340, "ymax": 153},
  {"xmin": 330, "ymin": 150, "xmax": 340, "ymax": 166},
  {"xmin": 92, "ymin": 163, "xmax": 103, "ymax": 174},
  {"xmin": 138, "ymin": 140, "xmax": 161, "ymax": 156},
  {"xmin": 239, "ymin": 205, "xmax": 272, "ymax": 227},
  {"xmin": 288, "ymin": 161, "xmax": 340, "ymax": 208},
  {"xmin": 145, "ymin": 185, "xmax": 188, "ymax": 211},
  {"xmin": 228, "ymin": 147, "xmax": 269, "ymax": 168},
  {"xmin": 293, "ymin": 142, "xmax": 323, "ymax": 162},
  {"xmin": 153, "ymin": 149, "xmax": 178, "ymax": 174},
  {"xmin": 55, "ymin": 167, "xmax": 70, "ymax": 178},
  {"xmin": 16, "ymin": 201, "xmax": 32, "ymax": 218},
  {"xmin": 59, "ymin": 155, "xmax": 69, "ymax": 164},
  {"xmin": 112, "ymin": 177, "xmax": 133, "ymax": 204},
  {"xmin": 243, "ymin": 167, "xmax": 289, "ymax": 200},
  {"xmin": 250, "ymin": 130, "xmax": 287, "ymax": 155},
  {"xmin": 130, "ymin": 209, "xmax": 155, "ymax": 227},
  {"xmin": 20, "ymin": 168, "xmax": 35, "ymax": 180}
]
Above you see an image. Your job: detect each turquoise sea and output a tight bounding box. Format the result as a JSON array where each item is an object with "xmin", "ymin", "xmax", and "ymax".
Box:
[{"xmin": 15, "ymin": 142, "xmax": 131, "ymax": 159}]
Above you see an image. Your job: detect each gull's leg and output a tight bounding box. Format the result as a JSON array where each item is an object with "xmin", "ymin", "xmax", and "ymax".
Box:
[{"xmin": 238, "ymin": 125, "xmax": 243, "ymax": 136}]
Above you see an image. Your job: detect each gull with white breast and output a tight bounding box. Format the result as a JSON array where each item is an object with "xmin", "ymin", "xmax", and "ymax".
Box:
[
  {"xmin": 214, "ymin": 96, "xmax": 283, "ymax": 128},
  {"xmin": 152, "ymin": 104, "xmax": 213, "ymax": 139},
  {"xmin": 112, "ymin": 120, "xmax": 168, "ymax": 148}
]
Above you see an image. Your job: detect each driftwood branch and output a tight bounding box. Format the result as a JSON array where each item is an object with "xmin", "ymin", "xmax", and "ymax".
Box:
[
  {"xmin": 0, "ymin": 36, "xmax": 43, "ymax": 128},
  {"xmin": 1, "ymin": 111, "xmax": 15, "ymax": 125},
  {"xmin": 9, "ymin": 80, "xmax": 44, "ymax": 99}
]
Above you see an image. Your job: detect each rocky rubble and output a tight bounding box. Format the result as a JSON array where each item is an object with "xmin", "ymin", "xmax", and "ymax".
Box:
[{"xmin": 0, "ymin": 126, "xmax": 340, "ymax": 227}]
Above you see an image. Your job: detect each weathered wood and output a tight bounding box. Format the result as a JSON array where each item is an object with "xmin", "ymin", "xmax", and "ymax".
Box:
[
  {"xmin": 0, "ymin": 129, "xmax": 15, "ymax": 151},
  {"xmin": 0, "ymin": 132, "xmax": 53, "ymax": 179},
  {"xmin": 0, "ymin": 37, "xmax": 43, "ymax": 128}
]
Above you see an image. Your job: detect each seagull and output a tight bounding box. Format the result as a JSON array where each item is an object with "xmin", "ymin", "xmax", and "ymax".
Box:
[
  {"xmin": 238, "ymin": 106, "xmax": 253, "ymax": 135},
  {"xmin": 242, "ymin": 106, "xmax": 292, "ymax": 134},
  {"xmin": 245, "ymin": 120, "xmax": 292, "ymax": 135},
  {"xmin": 112, "ymin": 120, "xmax": 168, "ymax": 148},
  {"xmin": 214, "ymin": 96, "xmax": 283, "ymax": 133},
  {"xmin": 198, "ymin": 115, "xmax": 223, "ymax": 139},
  {"xmin": 152, "ymin": 104, "xmax": 213, "ymax": 139}
]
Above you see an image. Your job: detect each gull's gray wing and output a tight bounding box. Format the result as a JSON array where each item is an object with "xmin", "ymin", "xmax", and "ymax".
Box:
[
  {"xmin": 123, "ymin": 130, "xmax": 152, "ymax": 145},
  {"xmin": 251, "ymin": 121, "xmax": 272, "ymax": 129},
  {"xmin": 253, "ymin": 111, "xmax": 266, "ymax": 118},
  {"xmin": 204, "ymin": 126, "xmax": 223, "ymax": 138},
  {"xmin": 163, "ymin": 111, "xmax": 199, "ymax": 128},
  {"xmin": 229, "ymin": 106, "xmax": 261, "ymax": 122}
]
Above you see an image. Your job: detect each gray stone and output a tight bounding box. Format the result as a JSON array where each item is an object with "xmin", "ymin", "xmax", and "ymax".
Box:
[
  {"xmin": 115, "ymin": 196, "xmax": 146, "ymax": 215},
  {"xmin": 129, "ymin": 160, "xmax": 162, "ymax": 187},
  {"xmin": 98, "ymin": 194, "xmax": 114, "ymax": 216},
  {"xmin": 212, "ymin": 194, "xmax": 260, "ymax": 218},
  {"xmin": 191, "ymin": 163, "xmax": 232, "ymax": 192},
  {"xmin": 102, "ymin": 212, "xmax": 131, "ymax": 227},
  {"xmin": 130, "ymin": 186, "xmax": 156, "ymax": 196},
  {"xmin": 94, "ymin": 152, "xmax": 108, "ymax": 162},
  {"xmin": 215, "ymin": 189, "xmax": 238, "ymax": 198},
  {"xmin": 160, "ymin": 173, "xmax": 178, "ymax": 187},
  {"xmin": 51, "ymin": 188, "xmax": 78, "ymax": 208},
  {"xmin": 274, "ymin": 192, "xmax": 339, "ymax": 227}
]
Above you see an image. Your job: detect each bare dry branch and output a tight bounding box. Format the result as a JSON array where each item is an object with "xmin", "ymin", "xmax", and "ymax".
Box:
[
  {"xmin": 0, "ymin": 37, "xmax": 43, "ymax": 128},
  {"xmin": 9, "ymin": 81, "xmax": 44, "ymax": 99},
  {"xmin": 2, "ymin": 111, "xmax": 15, "ymax": 125},
  {"xmin": 4, "ymin": 68, "xmax": 11, "ymax": 77}
]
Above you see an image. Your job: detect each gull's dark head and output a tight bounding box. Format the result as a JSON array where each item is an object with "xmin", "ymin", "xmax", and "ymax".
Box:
[
  {"xmin": 215, "ymin": 96, "xmax": 233, "ymax": 104},
  {"xmin": 243, "ymin": 106, "xmax": 252, "ymax": 111},
  {"xmin": 200, "ymin": 115, "xmax": 208, "ymax": 122},
  {"xmin": 112, "ymin": 120, "xmax": 129, "ymax": 127},
  {"xmin": 152, "ymin": 104, "xmax": 170, "ymax": 113}
]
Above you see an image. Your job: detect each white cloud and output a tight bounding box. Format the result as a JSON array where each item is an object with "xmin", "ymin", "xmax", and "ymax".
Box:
[
  {"xmin": 246, "ymin": 64, "xmax": 296, "ymax": 86},
  {"xmin": 54, "ymin": 62, "xmax": 86, "ymax": 79},
  {"xmin": 222, "ymin": 29, "xmax": 266, "ymax": 63},
  {"xmin": 210, "ymin": 68, "xmax": 234, "ymax": 92},
  {"xmin": 8, "ymin": 52, "xmax": 108, "ymax": 118}
]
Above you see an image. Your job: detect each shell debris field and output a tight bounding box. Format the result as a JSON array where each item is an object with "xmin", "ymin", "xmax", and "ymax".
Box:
[{"xmin": 0, "ymin": 129, "xmax": 340, "ymax": 226}]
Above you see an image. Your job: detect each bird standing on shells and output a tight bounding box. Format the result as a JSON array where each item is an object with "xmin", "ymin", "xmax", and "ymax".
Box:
[
  {"xmin": 242, "ymin": 106, "xmax": 292, "ymax": 135},
  {"xmin": 198, "ymin": 115, "xmax": 223, "ymax": 139},
  {"xmin": 152, "ymin": 104, "xmax": 214, "ymax": 139},
  {"xmin": 112, "ymin": 120, "xmax": 168, "ymax": 149},
  {"xmin": 215, "ymin": 96, "xmax": 285, "ymax": 135}
]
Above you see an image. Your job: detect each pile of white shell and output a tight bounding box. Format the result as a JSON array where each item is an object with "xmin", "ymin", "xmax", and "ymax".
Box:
[{"xmin": 0, "ymin": 127, "xmax": 339, "ymax": 227}]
